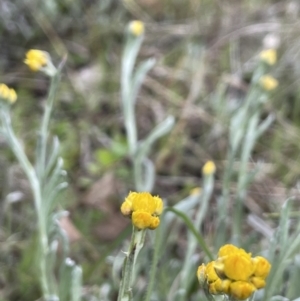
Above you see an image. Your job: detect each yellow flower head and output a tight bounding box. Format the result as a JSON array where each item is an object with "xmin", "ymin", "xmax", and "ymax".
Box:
[
  {"xmin": 24, "ymin": 49, "xmax": 57, "ymax": 76},
  {"xmin": 229, "ymin": 281, "xmax": 256, "ymax": 300},
  {"xmin": 260, "ymin": 49, "xmax": 277, "ymax": 65},
  {"xmin": 202, "ymin": 161, "xmax": 216, "ymax": 176},
  {"xmin": 24, "ymin": 49, "xmax": 49, "ymax": 71},
  {"xmin": 197, "ymin": 244, "xmax": 271, "ymax": 300},
  {"xmin": 0, "ymin": 83, "xmax": 17, "ymax": 104},
  {"xmin": 120, "ymin": 191, "xmax": 163, "ymax": 230},
  {"xmin": 129, "ymin": 20, "xmax": 145, "ymax": 36},
  {"xmin": 259, "ymin": 75, "xmax": 278, "ymax": 91}
]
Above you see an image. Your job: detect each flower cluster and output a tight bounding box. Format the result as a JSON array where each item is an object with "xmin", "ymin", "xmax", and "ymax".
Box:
[
  {"xmin": 258, "ymin": 49, "xmax": 278, "ymax": 91},
  {"xmin": 0, "ymin": 83, "xmax": 17, "ymax": 104},
  {"xmin": 128, "ymin": 20, "xmax": 145, "ymax": 36},
  {"xmin": 202, "ymin": 160, "xmax": 216, "ymax": 176},
  {"xmin": 121, "ymin": 192, "xmax": 163, "ymax": 230},
  {"xmin": 197, "ymin": 244, "xmax": 271, "ymax": 300},
  {"xmin": 24, "ymin": 49, "xmax": 57, "ymax": 76},
  {"xmin": 259, "ymin": 75, "xmax": 278, "ymax": 91}
]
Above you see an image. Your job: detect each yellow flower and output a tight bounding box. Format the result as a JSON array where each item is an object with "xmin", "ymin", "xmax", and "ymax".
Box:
[
  {"xmin": 197, "ymin": 244, "xmax": 271, "ymax": 300},
  {"xmin": 120, "ymin": 191, "xmax": 163, "ymax": 230},
  {"xmin": 202, "ymin": 161, "xmax": 216, "ymax": 176},
  {"xmin": 24, "ymin": 49, "xmax": 57, "ymax": 76},
  {"xmin": 259, "ymin": 75, "xmax": 278, "ymax": 91},
  {"xmin": 0, "ymin": 83, "xmax": 17, "ymax": 104},
  {"xmin": 229, "ymin": 281, "xmax": 256, "ymax": 300},
  {"xmin": 260, "ymin": 49, "xmax": 277, "ymax": 65},
  {"xmin": 24, "ymin": 49, "xmax": 49, "ymax": 71},
  {"xmin": 129, "ymin": 20, "xmax": 145, "ymax": 36}
]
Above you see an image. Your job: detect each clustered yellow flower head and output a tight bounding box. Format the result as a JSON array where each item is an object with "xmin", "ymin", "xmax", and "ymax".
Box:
[
  {"xmin": 260, "ymin": 49, "xmax": 277, "ymax": 65},
  {"xmin": 128, "ymin": 20, "xmax": 145, "ymax": 37},
  {"xmin": 121, "ymin": 192, "xmax": 163, "ymax": 230},
  {"xmin": 202, "ymin": 161, "xmax": 216, "ymax": 176},
  {"xmin": 24, "ymin": 49, "xmax": 57, "ymax": 76},
  {"xmin": 197, "ymin": 244, "xmax": 271, "ymax": 300},
  {"xmin": 259, "ymin": 75, "xmax": 278, "ymax": 91},
  {"xmin": 0, "ymin": 83, "xmax": 17, "ymax": 104}
]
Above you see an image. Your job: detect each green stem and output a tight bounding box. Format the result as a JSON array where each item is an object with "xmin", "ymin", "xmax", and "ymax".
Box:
[
  {"xmin": 180, "ymin": 175, "xmax": 214, "ymax": 300},
  {"xmin": 233, "ymin": 113, "xmax": 259, "ymax": 244},
  {"xmin": 37, "ymin": 72, "xmax": 60, "ymax": 182},
  {"xmin": 164, "ymin": 207, "xmax": 213, "ymax": 260},
  {"xmin": 117, "ymin": 227, "xmax": 146, "ymax": 301},
  {"xmin": 1, "ymin": 109, "xmax": 50, "ymax": 298},
  {"xmin": 216, "ymin": 149, "xmax": 235, "ymax": 248},
  {"xmin": 144, "ymin": 224, "xmax": 162, "ymax": 301},
  {"xmin": 121, "ymin": 36, "xmax": 142, "ymax": 157}
]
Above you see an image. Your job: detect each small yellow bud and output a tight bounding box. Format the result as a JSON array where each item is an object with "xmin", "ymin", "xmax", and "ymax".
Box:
[
  {"xmin": 24, "ymin": 49, "xmax": 49, "ymax": 71},
  {"xmin": 120, "ymin": 200, "xmax": 132, "ymax": 216},
  {"xmin": 0, "ymin": 83, "xmax": 17, "ymax": 104},
  {"xmin": 250, "ymin": 276, "xmax": 266, "ymax": 289},
  {"xmin": 259, "ymin": 75, "xmax": 278, "ymax": 91},
  {"xmin": 252, "ymin": 256, "xmax": 271, "ymax": 279},
  {"xmin": 129, "ymin": 20, "xmax": 145, "ymax": 36},
  {"xmin": 214, "ymin": 278, "xmax": 231, "ymax": 294},
  {"xmin": 202, "ymin": 161, "xmax": 216, "ymax": 176},
  {"xmin": 148, "ymin": 216, "xmax": 160, "ymax": 230},
  {"xmin": 24, "ymin": 49, "xmax": 57, "ymax": 76},
  {"xmin": 153, "ymin": 195, "xmax": 164, "ymax": 215},
  {"xmin": 208, "ymin": 281, "xmax": 219, "ymax": 295},
  {"xmin": 260, "ymin": 49, "xmax": 277, "ymax": 65}
]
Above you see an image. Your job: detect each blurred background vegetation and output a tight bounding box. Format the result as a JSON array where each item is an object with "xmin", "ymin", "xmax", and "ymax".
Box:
[{"xmin": 1, "ymin": 0, "xmax": 300, "ymax": 300}]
